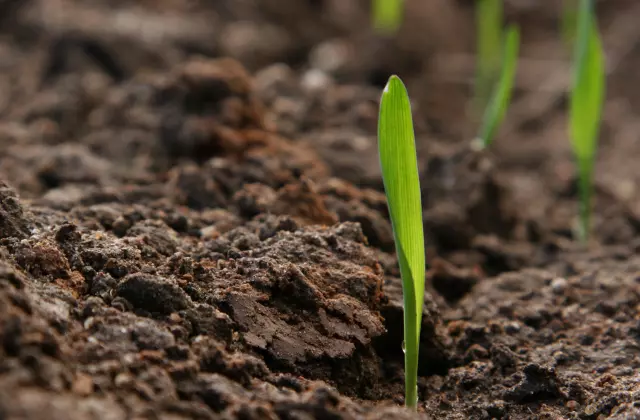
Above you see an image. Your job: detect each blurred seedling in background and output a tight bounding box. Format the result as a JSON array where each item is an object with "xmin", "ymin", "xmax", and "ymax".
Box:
[
  {"xmin": 474, "ymin": 0, "xmax": 504, "ymax": 113},
  {"xmin": 378, "ymin": 76, "xmax": 425, "ymax": 411},
  {"xmin": 568, "ymin": 0, "xmax": 605, "ymax": 242},
  {"xmin": 474, "ymin": 0, "xmax": 520, "ymax": 148},
  {"xmin": 372, "ymin": 0, "xmax": 404, "ymax": 34},
  {"xmin": 475, "ymin": 24, "xmax": 519, "ymax": 148},
  {"xmin": 561, "ymin": 0, "xmax": 579, "ymax": 48}
]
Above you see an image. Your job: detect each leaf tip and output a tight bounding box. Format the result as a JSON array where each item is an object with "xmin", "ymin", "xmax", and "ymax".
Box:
[{"xmin": 384, "ymin": 75, "xmax": 405, "ymax": 95}]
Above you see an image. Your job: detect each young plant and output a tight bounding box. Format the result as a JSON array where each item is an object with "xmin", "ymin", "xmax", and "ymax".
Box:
[
  {"xmin": 569, "ymin": 0, "xmax": 605, "ymax": 242},
  {"xmin": 561, "ymin": 0, "xmax": 579, "ymax": 47},
  {"xmin": 378, "ymin": 75, "xmax": 425, "ymax": 410},
  {"xmin": 372, "ymin": 0, "xmax": 404, "ymax": 34},
  {"xmin": 477, "ymin": 25, "xmax": 520, "ymax": 148},
  {"xmin": 475, "ymin": 0, "xmax": 504, "ymax": 112},
  {"xmin": 473, "ymin": 0, "xmax": 520, "ymax": 148}
]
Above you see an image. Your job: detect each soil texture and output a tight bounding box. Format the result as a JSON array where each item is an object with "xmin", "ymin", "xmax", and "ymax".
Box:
[{"xmin": 2, "ymin": 1, "xmax": 640, "ymax": 419}]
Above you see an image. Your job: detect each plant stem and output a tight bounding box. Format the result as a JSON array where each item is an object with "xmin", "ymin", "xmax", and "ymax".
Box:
[
  {"xmin": 404, "ymin": 315, "xmax": 419, "ymax": 410},
  {"xmin": 577, "ymin": 159, "xmax": 593, "ymax": 242},
  {"xmin": 398, "ymin": 248, "xmax": 420, "ymax": 410}
]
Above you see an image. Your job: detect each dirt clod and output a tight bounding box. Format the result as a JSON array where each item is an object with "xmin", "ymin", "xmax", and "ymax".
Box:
[{"xmin": 116, "ymin": 273, "xmax": 192, "ymax": 315}]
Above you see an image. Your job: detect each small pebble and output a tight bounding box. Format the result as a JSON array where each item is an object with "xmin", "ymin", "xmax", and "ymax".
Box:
[
  {"xmin": 309, "ymin": 40, "xmax": 350, "ymax": 74},
  {"xmin": 301, "ymin": 69, "xmax": 332, "ymax": 93},
  {"xmin": 550, "ymin": 277, "xmax": 567, "ymax": 294},
  {"xmin": 566, "ymin": 400, "xmax": 579, "ymax": 410},
  {"xmin": 504, "ymin": 322, "xmax": 521, "ymax": 334},
  {"xmin": 114, "ymin": 372, "xmax": 134, "ymax": 388}
]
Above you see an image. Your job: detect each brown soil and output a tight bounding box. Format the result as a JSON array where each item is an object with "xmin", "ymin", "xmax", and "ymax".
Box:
[{"xmin": 2, "ymin": 1, "xmax": 640, "ymax": 419}]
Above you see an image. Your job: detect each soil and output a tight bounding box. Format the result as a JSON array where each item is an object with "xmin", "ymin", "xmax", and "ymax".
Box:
[{"xmin": 2, "ymin": 1, "xmax": 640, "ymax": 419}]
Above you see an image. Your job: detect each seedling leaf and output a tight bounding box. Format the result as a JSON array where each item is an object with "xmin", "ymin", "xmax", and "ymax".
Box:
[
  {"xmin": 373, "ymin": 0, "xmax": 404, "ymax": 34},
  {"xmin": 378, "ymin": 75, "xmax": 425, "ymax": 410},
  {"xmin": 477, "ymin": 24, "xmax": 520, "ymax": 148},
  {"xmin": 475, "ymin": 0, "xmax": 504, "ymax": 111},
  {"xmin": 561, "ymin": 0, "xmax": 579, "ymax": 48},
  {"xmin": 569, "ymin": 0, "xmax": 604, "ymax": 241}
]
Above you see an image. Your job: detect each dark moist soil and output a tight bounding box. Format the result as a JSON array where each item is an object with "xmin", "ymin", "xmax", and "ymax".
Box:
[{"xmin": 2, "ymin": 1, "xmax": 640, "ymax": 419}]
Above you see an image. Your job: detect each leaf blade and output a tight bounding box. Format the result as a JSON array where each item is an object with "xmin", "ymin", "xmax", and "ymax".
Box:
[
  {"xmin": 478, "ymin": 24, "xmax": 520, "ymax": 148},
  {"xmin": 372, "ymin": 0, "xmax": 404, "ymax": 34},
  {"xmin": 378, "ymin": 75, "xmax": 425, "ymax": 409},
  {"xmin": 561, "ymin": 0, "xmax": 579, "ymax": 48},
  {"xmin": 475, "ymin": 0, "xmax": 504, "ymax": 111},
  {"xmin": 569, "ymin": 0, "xmax": 605, "ymax": 241}
]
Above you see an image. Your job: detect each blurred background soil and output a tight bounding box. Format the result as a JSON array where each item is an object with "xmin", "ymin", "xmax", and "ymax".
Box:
[{"xmin": 2, "ymin": 1, "xmax": 640, "ymax": 419}]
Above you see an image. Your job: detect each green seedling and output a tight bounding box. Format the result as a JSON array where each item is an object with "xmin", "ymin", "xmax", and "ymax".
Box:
[
  {"xmin": 561, "ymin": 0, "xmax": 579, "ymax": 47},
  {"xmin": 475, "ymin": 0, "xmax": 504, "ymax": 112},
  {"xmin": 473, "ymin": 0, "xmax": 520, "ymax": 148},
  {"xmin": 378, "ymin": 75, "xmax": 425, "ymax": 410},
  {"xmin": 569, "ymin": 0, "xmax": 604, "ymax": 242},
  {"xmin": 477, "ymin": 25, "xmax": 520, "ymax": 148},
  {"xmin": 372, "ymin": 0, "xmax": 404, "ymax": 34}
]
